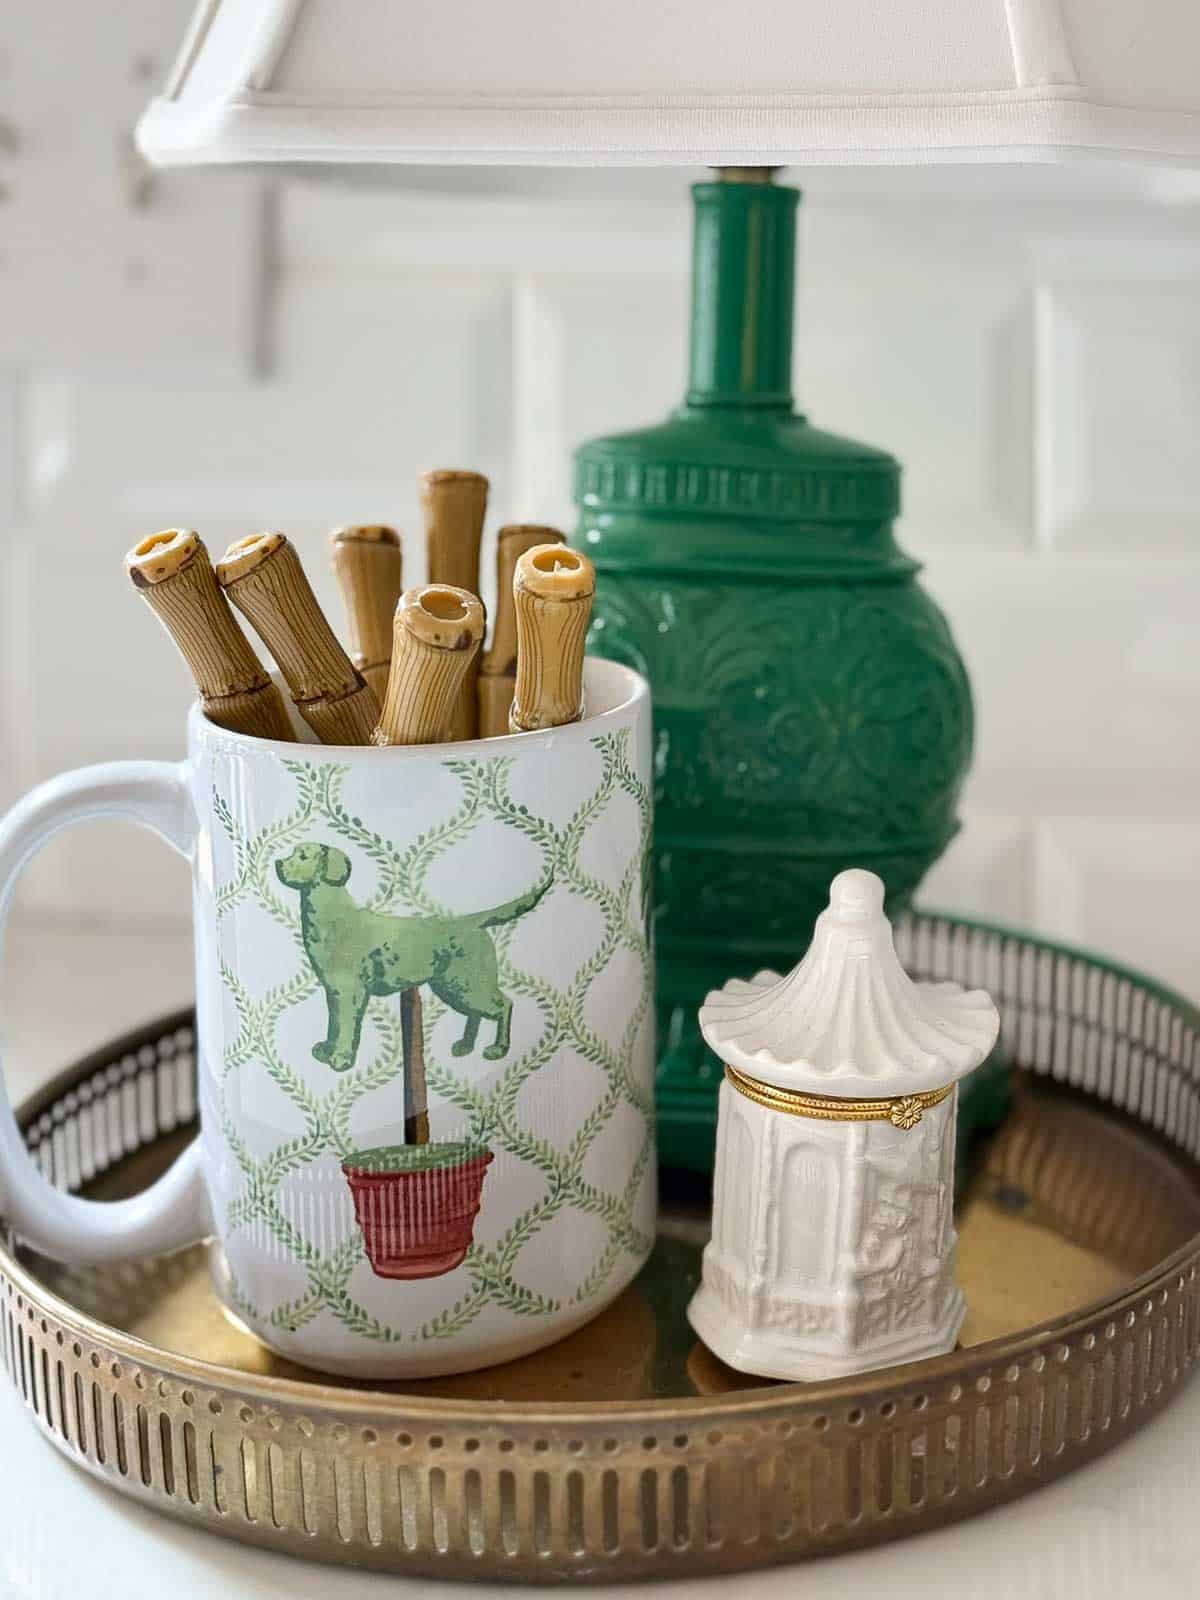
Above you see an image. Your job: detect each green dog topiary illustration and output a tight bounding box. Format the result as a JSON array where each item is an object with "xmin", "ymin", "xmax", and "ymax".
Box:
[{"xmin": 276, "ymin": 843, "xmax": 551, "ymax": 1073}]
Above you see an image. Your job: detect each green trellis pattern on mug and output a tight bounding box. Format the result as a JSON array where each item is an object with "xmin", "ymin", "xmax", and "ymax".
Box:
[{"xmin": 211, "ymin": 729, "xmax": 654, "ymax": 1345}]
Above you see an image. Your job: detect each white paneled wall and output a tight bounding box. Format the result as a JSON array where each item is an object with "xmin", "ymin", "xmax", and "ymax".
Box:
[
  {"xmin": 1, "ymin": 7, "xmax": 1198, "ymax": 1002},
  {"xmin": 1033, "ymin": 235, "xmax": 1200, "ymax": 546}
]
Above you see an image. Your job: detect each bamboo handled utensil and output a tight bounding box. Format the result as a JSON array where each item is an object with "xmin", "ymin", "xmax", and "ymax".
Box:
[
  {"xmin": 422, "ymin": 469, "xmax": 488, "ymax": 741},
  {"xmin": 509, "ymin": 545, "xmax": 596, "ymax": 733},
  {"xmin": 373, "ymin": 584, "xmax": 486, "ymax": 748},
  {"xmin": 372, "ymin": 579, "xmax": 483, "ymax": 1149},
  {"xmin": 477, "ymin": 524, "xmax": 564, "ymax": 738},
  {"xmin": 217, "ymin": 532, "xmax": 381, "ymax": 746},
  {"xmin": 125, "ymin": 529, "xmax": 295, "ymax": 741},
  {"xmin": 329, "ymin": 524, "xmax": 403, "ymax": 702}
]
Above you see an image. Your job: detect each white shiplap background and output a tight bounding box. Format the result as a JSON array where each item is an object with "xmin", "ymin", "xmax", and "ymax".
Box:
[{"xmin": 1, "ymin": 1, "xmax": 1198, "ymax": 1019}]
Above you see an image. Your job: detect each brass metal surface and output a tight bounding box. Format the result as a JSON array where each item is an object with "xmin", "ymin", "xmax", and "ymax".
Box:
[
  {"xmin": 3, "ymin": 912, "xmax": 1200, "ymax": 1580},
  {"xmin": 724, "ymin": 1063, "xmax": 954, "ymax": 1129}
]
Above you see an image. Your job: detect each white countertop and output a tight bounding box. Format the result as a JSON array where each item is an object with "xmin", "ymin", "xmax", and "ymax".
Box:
[{"xmin": 1, "ymin": 922, "xmax": 1198, "ymax": 1600}]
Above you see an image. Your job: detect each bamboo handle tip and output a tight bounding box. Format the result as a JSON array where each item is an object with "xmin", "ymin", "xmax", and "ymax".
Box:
[
  {"xmin": 420, "ymin": 469, "xmax": 490, "ymax": 537},
  {"xmin": 496, "ymin": 523, "xmax": 564, "ymax": 551},
  {"xmin": 216, "ymin": 531, "xmax": 288, "ymax": 588},
  {"xmin": 396, "ymin": 585, "xmax": 486, "ymax": 652},
  {"xmin": 420, "ymin": 469, "xmax": 489, "ymax": 493},
  {"xmin": 125, "ymin": 528, "xmax": 203, "ymax": 588},
  {"xmin": 514, "ymin": 544, "xmax": 595, "ymax": 603},
  {"xmin": 330, "ymin": 523, "xmax": 401, "ymax": 549}
]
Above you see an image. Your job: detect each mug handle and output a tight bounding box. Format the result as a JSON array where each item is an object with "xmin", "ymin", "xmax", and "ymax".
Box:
[{"xmin": 0, "ymin": 761, "xmax": 211, "ymax": 1263}]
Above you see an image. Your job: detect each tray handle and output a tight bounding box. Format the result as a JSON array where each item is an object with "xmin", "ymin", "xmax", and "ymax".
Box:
[{"xmin": 0, "ymin": 762, "xmax": 211, "ymax": 1262}]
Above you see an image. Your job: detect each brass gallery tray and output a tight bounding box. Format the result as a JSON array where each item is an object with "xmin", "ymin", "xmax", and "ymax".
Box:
[{"xmin": 3, "ymin": 911, "xmax": 1199, "ymax": 1582}]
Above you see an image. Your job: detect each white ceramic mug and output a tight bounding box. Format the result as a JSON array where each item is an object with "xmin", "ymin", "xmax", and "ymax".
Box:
[{"xmin": 0, "ymin": 659, "xmax": 655, "ymax": 1378}]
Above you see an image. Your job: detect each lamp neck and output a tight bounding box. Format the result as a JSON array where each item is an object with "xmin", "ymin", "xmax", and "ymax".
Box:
[{"xmin": 686, "ymin": 172, "xmax": 799, "ymax": 411}]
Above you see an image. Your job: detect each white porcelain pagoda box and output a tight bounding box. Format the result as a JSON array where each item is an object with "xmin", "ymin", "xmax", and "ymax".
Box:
[{"xmin": 688, "ymin": 869, "xmax": 1000, "ymax": 1382}]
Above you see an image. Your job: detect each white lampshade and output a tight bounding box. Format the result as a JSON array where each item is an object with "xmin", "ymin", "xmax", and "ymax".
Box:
[{"xmin": 139, "ymin": 0, "xmax": 1200, "ymax": 169}]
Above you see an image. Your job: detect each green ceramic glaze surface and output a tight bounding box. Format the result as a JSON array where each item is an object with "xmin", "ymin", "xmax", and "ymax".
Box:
[{"xmin": 574, "ymin": 176, "xmax": 976, "ymax": 1171}]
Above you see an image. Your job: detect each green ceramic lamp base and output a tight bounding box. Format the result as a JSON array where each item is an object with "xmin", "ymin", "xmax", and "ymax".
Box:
[{"xmin": 576, "ymin": 173, "xmax": 983, "ymax": 1174}]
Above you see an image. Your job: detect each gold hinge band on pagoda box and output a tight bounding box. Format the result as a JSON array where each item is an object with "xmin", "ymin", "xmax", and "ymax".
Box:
[{"xmin": 723, "ymin": 1064, "xmax": 954, "ymax": 1131}]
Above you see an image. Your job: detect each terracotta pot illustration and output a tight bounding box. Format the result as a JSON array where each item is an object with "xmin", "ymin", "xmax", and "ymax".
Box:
[{"xmin": 342, "ymin": 1141, "xmax": 494, "ymax": 1280}]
